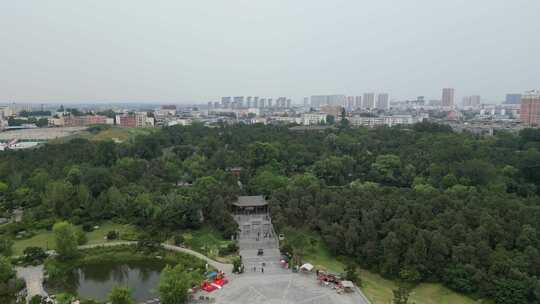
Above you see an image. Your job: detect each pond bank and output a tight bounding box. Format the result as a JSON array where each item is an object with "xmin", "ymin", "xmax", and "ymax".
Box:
[{"xmin": 35, "ymin": 242, "xmax": 232, "ymax": 302}]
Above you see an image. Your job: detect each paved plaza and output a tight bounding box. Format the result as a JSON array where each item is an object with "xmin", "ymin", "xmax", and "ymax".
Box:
[{"xmin": 201, "ymin": 212, "xmax": 370, "ymax": 304}]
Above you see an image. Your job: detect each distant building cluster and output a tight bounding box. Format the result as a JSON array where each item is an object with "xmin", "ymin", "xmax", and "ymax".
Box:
[
  {"xmin": 208, "ymin": 96, "xmax": 293, "ymax": 110},
  {"xmin": 309, "ymin": 93, "xmax": 389, "ymax": 111},
  {"xmin": 0, "ymin": 87, "xmax": 539, "ymax": 137},
  {"xmin": 349, "ymin": 114, "xmax": 427, "ymax": 128}
]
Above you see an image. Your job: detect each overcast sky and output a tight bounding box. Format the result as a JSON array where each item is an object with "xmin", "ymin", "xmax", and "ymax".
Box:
[{"xmin": 1, "ymin": 0, "xmax": 539, "ymax": 104}]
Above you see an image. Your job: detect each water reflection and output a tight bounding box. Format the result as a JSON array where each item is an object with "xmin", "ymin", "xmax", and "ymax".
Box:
[{"xmin": 47, "ymin": 261, "xmax": 165, "ymax": 302}]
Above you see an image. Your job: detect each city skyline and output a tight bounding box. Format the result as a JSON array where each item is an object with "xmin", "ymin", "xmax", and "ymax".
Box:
[
  {"xmin": 0, "ymin": 88, "xmax": 530, "ymax": 106},
  {"xmin": 2, "ymin": 0, "xmax": 539, "ymax": 103}
]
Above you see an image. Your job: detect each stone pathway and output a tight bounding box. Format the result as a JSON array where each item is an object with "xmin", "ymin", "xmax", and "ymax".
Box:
[
  {"xmin": 202, "ymin": 213, "xmax": 371, "ymax": 304},
  {"xmin": 16, "ymin": 265, "xmax": 47, "ymax": 302}
]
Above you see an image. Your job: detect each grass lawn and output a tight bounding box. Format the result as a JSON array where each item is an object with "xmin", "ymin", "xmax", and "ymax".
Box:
[
  {"xmin": 179, "ymin": 226, "xmax": 234, "ymax": 261},
  {"xmin": 12, "ymin": 222, "xmax": 139, "ymax": 256},
  {"xmin": 281, "ymin": 228, "xmax": 489, "ymax": 304},
  {"xmin": 49, "ymin": 127, "xmax": 157, "ymax": 144},
  {"xmin": 87, "ymin": 127, "xmax": 156, "ymax": 142},
  {"xmin": 85, "ymin": 222, "xmax": 140, "ymax": 244},
  {"xmin": 360, "ymin": 270, "xmax": 489, "ymax": 304},
  {"xmin": 12, "ymin": 230, "xmax": 55, "ymax": 255}
]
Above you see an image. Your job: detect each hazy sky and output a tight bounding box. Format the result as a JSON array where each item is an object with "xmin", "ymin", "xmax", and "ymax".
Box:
[{"xmin": 1, "ymin": 0, "xmax": 539, "ymax": 104}]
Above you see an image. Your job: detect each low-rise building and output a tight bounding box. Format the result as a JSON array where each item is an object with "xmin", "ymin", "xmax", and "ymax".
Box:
[
  {"xmin": 269, "ymin": 116, "xmax": 302, "ymax": 124},
  {"xmin": 64, "ymin": 115, "xmax": 108, "ymax": 127},
  {"xmin": 301, "ymin": 113, "xmax": 327, "ymax": 125},
  {"xmin": 116, "ymin": 114, "xmax": 136, "ymax": 128},
  {"xmin": 135, "ymin": 112, "xmax": 154, "ymax": 128},
  {"xmin": 349, "ymin": 115, "xmax": 419, "ymax": 128}
]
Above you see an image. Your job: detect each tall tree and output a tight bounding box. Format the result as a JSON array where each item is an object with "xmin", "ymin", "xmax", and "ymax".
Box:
[
  {"xmin": 159, "ymin": 264, "xmax": 194, "ymax": 304},
  {"xmin": 53, "ymin": 221, "xmax": 78, "ymax": 260}
]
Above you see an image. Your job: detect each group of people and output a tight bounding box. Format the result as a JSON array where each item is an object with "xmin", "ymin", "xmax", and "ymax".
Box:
[
  {"xmin": 252, "ymin": 262, "xmax": 266, "ymax": 273},
  {"xmin": 255, "ymin": 231, "xmax": 272, "ymax": 241}
]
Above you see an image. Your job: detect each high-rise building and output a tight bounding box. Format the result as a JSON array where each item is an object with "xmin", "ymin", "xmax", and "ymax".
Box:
[
  {"xmin": 310, "ymin": 95, "xmax": 346, "ymax": 107},
  {"xmin": 303, "ymin": 97, "xmax": 309, "ymax": 109},
  {"xmin": 310, "ymin": 96, "xmax": 325, "ymax": 107},
  {"xmin": 376, "ymin": 93, "xmax": 389, "ymax": 110},
  {"xmin": 442, "ymin": 88, "xmax": 455, "ymax": 108},
  {"xmin": 233, "ymin": 96, "xmax": 244, "ymax": 108},
  {"xmin": 462, "ymin": 95, "xmax": 481, "ymax": 108},
  {"xmin": 267, "ymin": 98, "xmax": 273, "ymax": 108},
  {"xmin": 276, "ymin": 97, "xmax": 286, "ymax": 108},
  {"xmin": 362, "ymin": 93, "xmax": 375, "ymax": 109},
  {"xmin": 346, "ymin": 96, "xmax": 355, "ymax": 110},
  {"xmin": 286, "ymin": 99, "xmax": 292, "ymax": 109},
  {"xmin": 429, "ymin": 99, "xmax": 442, "ymax": 107},
  {"xmin": 221, "ymin": 97, "xmax": 232, "ymax": 108},
  {"xmin": 520, "ymin": 90, "xmax": 540, "ymax": 127},
  {"xmin": 505, "ymin": 94, "xmax": 522, "ymax": 105},
  {"xmin": 355, "ymin": 96, "xmax": 362, "ymax": 109}
]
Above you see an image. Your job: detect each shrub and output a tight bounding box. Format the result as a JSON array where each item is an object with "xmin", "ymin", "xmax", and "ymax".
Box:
[
  {"xmin": 173, "ymin": 234, "xmax": 184, "ymax": 246},
  {"xmin": 29, "ymin": 295, "xmax": 44, "ymax": 304},
  {"xmin": 76, "ymin": 229, "xmax": 88, "ymax": 245},
  {"xmin": 0, "ymin": 236, "xmax": 13, "ymax": 256},
  {"xmin": 219, "ymin": 242, "xmax": 239, "ymax": 256},
  {"xmin": 107, "ymin": 230, "xmax": 119, "ymax": 240},
  {"xmin": 82, "ymin": 223, "xmax": 94, "ymax": 232},
  {"xmin": 137, "ymin": 240, "xmax": 162, "ymax": 254},
  {"xmin": 23, "ymin": 247, "xmax": 48, "ymax": 265}
]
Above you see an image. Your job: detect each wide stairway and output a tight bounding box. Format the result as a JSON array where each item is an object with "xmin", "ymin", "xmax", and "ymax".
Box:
[{"xmin": 234, "ymin": 213, "xmax": 287, "ymax": 275}]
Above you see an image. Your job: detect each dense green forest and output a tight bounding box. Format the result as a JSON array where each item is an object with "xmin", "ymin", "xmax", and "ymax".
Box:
[{"xmin": 1, "ymin": 123, "xmax": 540, "ymax": 303}]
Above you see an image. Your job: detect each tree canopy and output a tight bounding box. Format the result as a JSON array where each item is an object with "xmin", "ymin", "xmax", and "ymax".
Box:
[{"xmin": 0, "ymin": 123, "xmax": 539, "ymax": 303}]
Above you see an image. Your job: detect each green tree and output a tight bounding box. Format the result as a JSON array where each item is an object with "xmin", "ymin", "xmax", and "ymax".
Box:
[
  {"xmin": 0, "ymin": 255, "xmax": 14, "ymax": 282},
  {"xmin": 76, "ymin": 228, "xmax": 88, "ymax": 245},
  {"xmin": 344, "ymin": 262, "xmax": 361, "ymax": 286},
  {"xmin": 109, "ymin": 286, "xmax": 134, "ymax": 304},
  {"xmin": 247, "ymin": 142, "xmax": 279, "ymax": 168},
  {"xmin": 370, "ymin": 154, "xmax": 402, "ymax": 186},
  {"xmin": 159, "ymin": 264, "xmax": 194, "ymax": 304},
  {"xmin": 0, "ymin": 236, "xmax": 13, "ymax": 256},
  {"xmin": 42, "ymin": 180, "xmax": 74, "ymax": 217},
  {"xmin": 249, "ymin": 170, "xmax": 288, "ymax": 196},
  {"xmin": 392, "ymin": 284, "xmax": 412, "ymax": 304},
  {"xmin": 23, "ymin": 246, "xmax": 47, "ymax": 264},
  {"xmin": 53, "ymin": 221, "xmax": 78, "ymax": 260},
  {"xmin": 55, "ymin": 293, "xmax": 76, "ymax": 304},
  {"xmin": 66, "ymin": 166, "xmax": 82, "ymax": 185}
]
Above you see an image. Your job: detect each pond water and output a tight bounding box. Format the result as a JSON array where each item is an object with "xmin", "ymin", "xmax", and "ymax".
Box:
[{"xmin": 46, "ymin": 260, "xmax": 165, "ymax": 302}]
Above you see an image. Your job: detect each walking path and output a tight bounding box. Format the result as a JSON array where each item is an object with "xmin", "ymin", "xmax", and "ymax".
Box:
[
  {"xmin": 80, "ymin": 241, "xmax": 232, "ymax": 273},
  {"xmin": 15, "ymin": 265, "xmax": 47, "ymax": 302},
  {"xmin": 207, "ymin": 213, "xmax": 371, "ymax": 304}
]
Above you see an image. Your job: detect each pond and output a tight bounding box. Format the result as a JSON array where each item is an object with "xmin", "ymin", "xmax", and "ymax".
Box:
[{"xmin": 46, "ymin": 260, "xmax": 165, "ymax": 302}]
